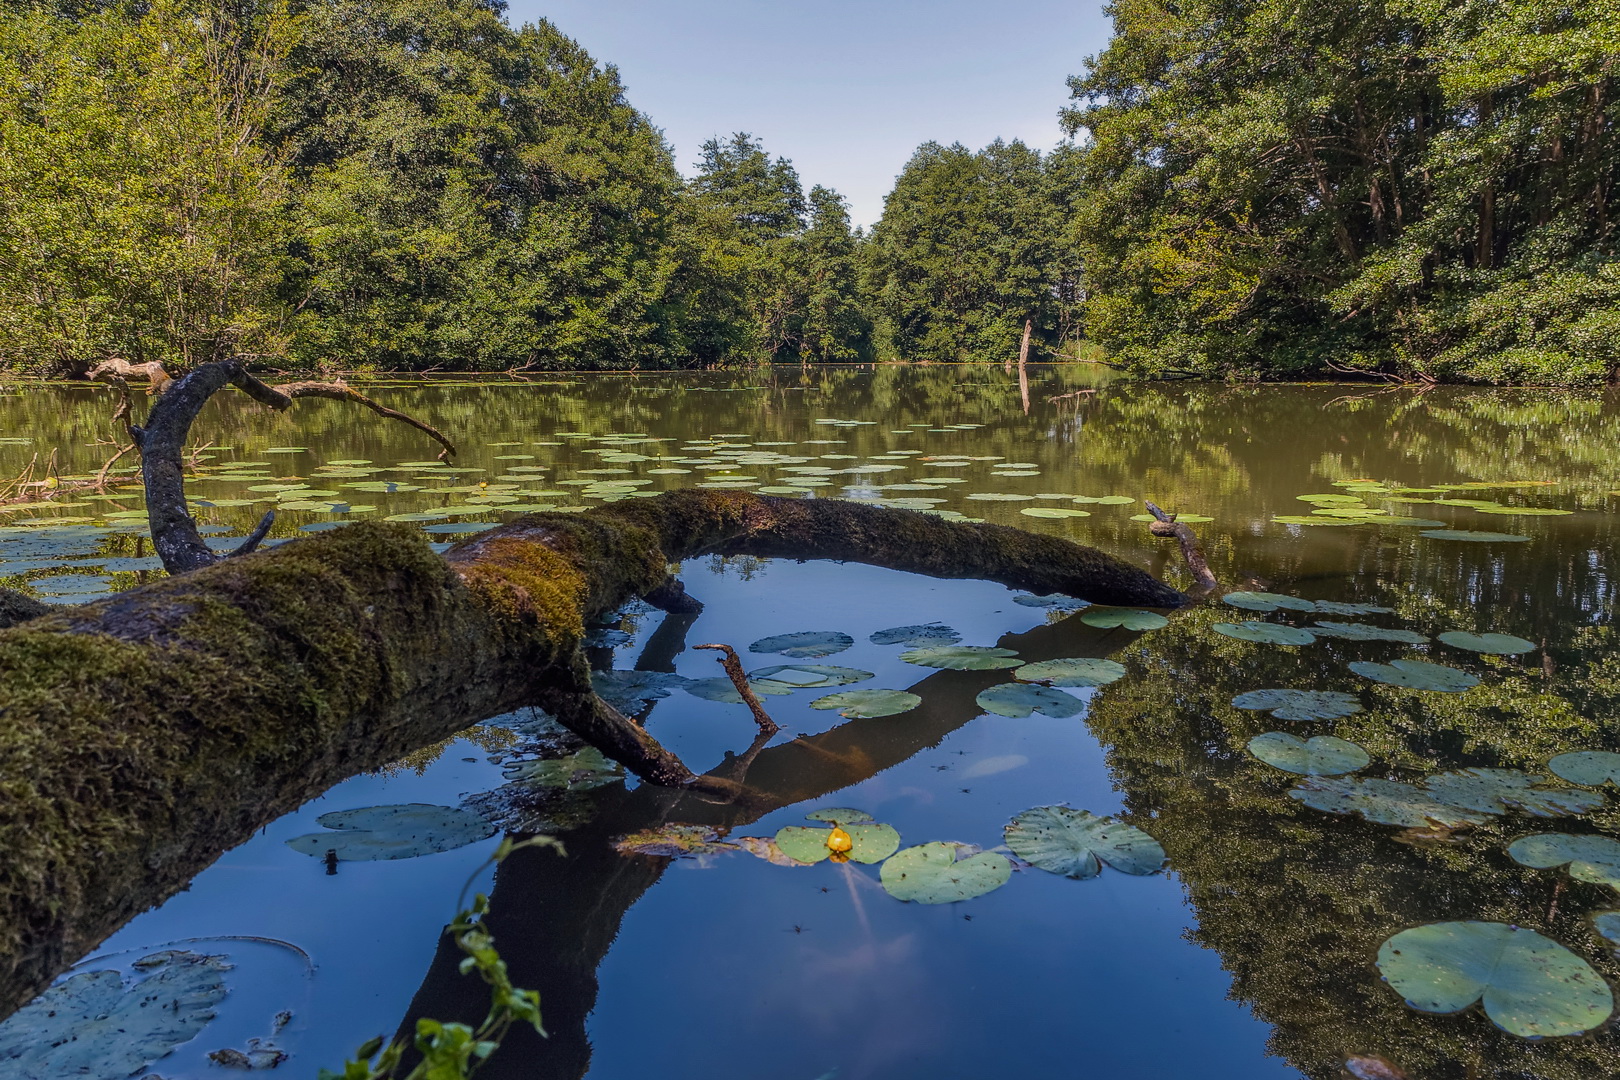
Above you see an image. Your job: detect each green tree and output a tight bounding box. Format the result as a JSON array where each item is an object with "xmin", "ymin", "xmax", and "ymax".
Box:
[
  {"xmin": 0, "ymin": 0, "xmax": 294, "ymax": 376},
  {"xmin": 796, "ymin": 186, "xmax": 872, "ymax": 362}
]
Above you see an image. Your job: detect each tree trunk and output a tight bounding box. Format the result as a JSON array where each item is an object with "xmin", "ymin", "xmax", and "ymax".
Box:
[{"xmin": 0, "ymin": 490, "xmax": 1182, "ymax": 1018}]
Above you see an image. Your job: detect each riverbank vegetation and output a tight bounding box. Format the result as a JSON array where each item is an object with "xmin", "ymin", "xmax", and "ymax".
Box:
[{"xmin": 0, "ymin": 0, "xmax": 1614, "ymax": 383}]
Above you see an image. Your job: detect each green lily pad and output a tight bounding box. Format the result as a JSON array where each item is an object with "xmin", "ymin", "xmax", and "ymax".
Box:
[
  {"xmin": 1011, "ymin": 593, "xmax": 1089, "ymax": 610},
  {"xmin": 1549, "ymin": 751, "xmax": 1620, "ymax": 788},
  {"xmin": 1308, "ymin": 621, "xmax": 1430, "ymax": 644},
  {"xmin": 0, "ymin": 950, "xmax": 230, "ymax": 1078},
  {"xmin": 1438, "ymin": 631, "xmax": 1537, "ymax": 655},
  {"xmin": 683, "ymin": 676, "xmax": 799, "ymax": 703},
  {"xmin": 1290, "ymin": 776, "xmax": 1497, "ymax": 828},
  {"xmin": 748, "ymin": 664, "xmax": 873, "ymax": 688},
  {"xmin": 1508, "ymin": 833, "xmax": 1620, "ymax": 889},
  {"xmin": 1020, "ymin": 507, "xmax": 1092, "ymax": 518},
  {"xmin": 775, "ymin": 822, "xmax": 901, "ymax": 864},
  {"xmin": 879, "ymin": 842, "xmax": 1012, "ymax": 903},
  {"xmin": 1311, "ymin": 601, "xmax": 1396, "ymax": 616},
  {"xmin": 899, "ymin": 645, "xmax": 1021, "ymax": 670},
  {"xmin": 805, "ymin": 808, "xmax": 874, "ymax": 824},
  {"xmin": 1592, "ymin": 911, "xmax": 1620, "ymax": 955},
  {"xmin": 1376, "ymin": 921, "xmax": 1613, "ymax": 1038},
  {"xmin": 1080, "ymin": 608, "xmax": 1168, "ymax": 630},
  {"xmin": 1474, "ymin": 506, "xmax": 1573, "ymax": 516},
  {"xmin": 1247, "ymin": 732, "xmax": 1370, "ymax": 775},
  {"xmin": 1423, "ymin": 769, "xmax": 1604, "ymax": 817},
  {"xmin": 1231, "ymin": 689, "xmax": 1363, "ymax": 722},
  {"xmin": 1222, "ymin": 591, "xmax": 1317, "ymax": 612},
  {"xmin": 965, "ymin": 492, "xmax": 1035, "ymax": 501},
  {"xmin": 502, "ymin": 747, "xmax": 622, "ymax": 790},
  {"xmin": 285, "ymin": 803, "xmax": 496, "ymax": 861},
  {"xmin": 591, "ymin": 669, "xmax": 689, "ymax": 710},
  {"xmin": 1213, "ymin": 622, "xmax": 1317, "ymax": 645},
  {"xmin": 1350, "ymin": 659, "xmax": 1479, "ymax": 692},
  {"xmin": 809, "ymin": 688, "xmax": 921, "ymax": 718},
  {"xmin": 1296, "ymin": 493, "xmax": 1368, "ymax": 505},
  {"xmin": 869, "ymin": 623, "xmax": 961, "ymax": 647},
  {"xmin": 1003, "ymin": 806, "xmax": 1165, "ymax": 879},
  {"xmin": 1013, "ymin": 657, "xmax": 1127, "ymax": 686},
  {"xmin": 975, "ymin": 682, "xmax": 1083, "ymax": 718},
  {"xmin": 1419, "ymin": 530, "xmax": 1531, "ymax": 542},
  {"xmin": 748, "ymin": 631, "xmax": 854, "ymax": 658}
]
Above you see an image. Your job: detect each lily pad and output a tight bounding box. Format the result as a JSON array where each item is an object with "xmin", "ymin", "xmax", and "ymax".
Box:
[
  {"xmin": 683, "ymin": 676, "xmax": 800, "ymax": 703},
  {"xmin": 1012, "ymin": 657, "xmax": 1127, "ymax": 687},
  {"xmin": 809, "ymin": 688, "xmax": 921, "ymax": 718},
  {"xmin": 879, "ymin": 842, "xmax": 1012, "ymax": 903},
  {"xmin": 1423, "ymin": 769, "xmax": 1604, "ymax": 817},
  {"xmin": 0, "ymin": 951, "xmax": 230, "ymax": 1078},
  {"xmin": 747, "ymin": 664, "xmax": 873, "ymax": 688},
  {"xmin": 775, "ymin": 821, "xmax": 901, "ymax": 864},
  {"xmin": 1231, "ymin": 689, "xmax": 1363, "ymax": 722},
  {"xmin": 285, "ymin": 803, "xmax": 496, "ymax": 861},
  {"xmin": 747, "ymin": 630, "xmax": 854, "ymax": 658},
  {"xmin": 1213, "ymin": 622, "xmax": 1317, "ymax": 646},
  {"xmin": 1002, "ymin": 806, "xmax": 1165, "ymax": 879},
  {"xmin": 1593, "ymin": 911, "xmax": 1620, "ymax": 955},
  {"xmin": 975, "ymin": 682, "xmax": 1083, "ymax": 718},
  {"xmin": 1350, "ymin": 659, "xmax": 1479, "ymax": 692},
  {"xmin": 1290, "ymin": 776, "xmax": 1497, "ymax": 828},
  {"xmin": 1376, "ymin": 921, "xmax": 1613, "ymax": 1038},
  {"xmin": 1311, "ymin": 601, "xmax": 1396, "ymax": 616},
  {"xmin": 1419, "ymin": 530, "xmax": 1531, "ymax": 542},
  {"xmin": 870, "ymin": 623, "xmax": 961, "ymax": 647},
  {"xmin": 1080, "ymin": 608, "xmax": 1168, "ymax": 630},
  {"xmin": 1020, "ymin": 507, "xmax": 1092, "ymax": 518},
  {"xmin": 502, "ymin": 747, "xmax": 622, "ymax": 790},
  {"xmin": 899, "ymin": 645, "xmax": 1021, "ymax": 670},
  {"xmin": 1247, "ymin": 732, "xmax": 1370, "ymax": 776},
  {"xmin": 1548, "ymin": 751, "xmax": 1620, "ymax": 788},
  {"xmin": 1011, "ymin": 593, "xmax": 1089, "ymax": 611},
  {"xmin": 1508, "ymin": 833, "xmax": 1620, "ymax": 889},
  {"xmin": 805, "ymin": 807, "xmax": 874, "ymax": 824},
  {"xmin": 591, "ymin": 669, "xmax": 689, "ymax": 711},
  {"xmin": 1222, "ymin": 591, "xmax": 1317, "ymax": 612},
  {"xmin": 1308, "ymin": 621, "xmax": 1430, "ymax": 644},
  {"xmin": 1438, "ymin": 631, "xmax": 1537, "ymax": 655}
]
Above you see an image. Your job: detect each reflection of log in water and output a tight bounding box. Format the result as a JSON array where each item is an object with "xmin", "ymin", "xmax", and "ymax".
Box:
[{"xmin": 393, "ymin": 612, "xmax": 1129, "ymax": 1079}]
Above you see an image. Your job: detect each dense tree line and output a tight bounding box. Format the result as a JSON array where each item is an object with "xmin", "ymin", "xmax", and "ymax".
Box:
[{"xmin": 1, "ymin": 0, "xmax": 1613, "ymax": 381}]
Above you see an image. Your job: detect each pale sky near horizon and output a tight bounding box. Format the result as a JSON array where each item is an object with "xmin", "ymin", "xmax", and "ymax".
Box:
[{"xmin": 503, "ymin": 1, "xmax": 1115, "ymax": 229}]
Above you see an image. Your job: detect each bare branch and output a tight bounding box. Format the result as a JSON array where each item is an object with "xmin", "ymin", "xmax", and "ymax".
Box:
[
  {"xmin": 695, "ymin": 643, "xmax": 779, "ymax": 736},
  {"xmin": 1144, "ymin": 500, "xmax": 1219, "ymax": 592},
  {"xmin": 229, "ymin": 511, "xmax": 277, "ymax": 558}
]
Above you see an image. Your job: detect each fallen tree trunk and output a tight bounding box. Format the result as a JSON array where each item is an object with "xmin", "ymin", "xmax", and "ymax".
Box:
[{"xmin": 0, "ymin": 489, "xmax": 1182, "ymax": 1018}]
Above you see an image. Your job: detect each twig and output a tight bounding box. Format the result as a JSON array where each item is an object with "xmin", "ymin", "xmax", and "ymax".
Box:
[
  {"xmin": 695, "ymin": 643, "xmax": 779, "ymax": 736},
  {"xmin": 229, "ymin": 511, "xmax": 277, "ymax": 558},
  {"xmin": 1144, "ymin": 500, "xmax": 1219, "ymax": 592}
]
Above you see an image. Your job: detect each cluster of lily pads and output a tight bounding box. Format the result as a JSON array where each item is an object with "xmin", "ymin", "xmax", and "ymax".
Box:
[
  {"xmin": 1273, "ymin": 478, "xmax": 1574, "ymax": 543},
  {"xmin": 612, "ymin": 803, "xmax": 1168, "ymax": 905},
  {"xmin": 1216, "ymin": 586, "xmax": 1620, "ymax": 1039}
]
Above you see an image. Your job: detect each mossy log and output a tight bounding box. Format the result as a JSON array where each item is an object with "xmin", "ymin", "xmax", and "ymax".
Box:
[{"xmin": 0, "ymin": 488, "xmax": 1181, "ymax": 1017}]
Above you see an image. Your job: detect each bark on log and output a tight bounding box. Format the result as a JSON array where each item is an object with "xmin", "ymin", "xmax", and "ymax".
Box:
[
  {"xmin": 0, "ymin": 588, "xmax": 47, "ymax": 630},
  {"xmin": 0, "ymin": 489, "xmax": 1182, "ymax": 1018}
]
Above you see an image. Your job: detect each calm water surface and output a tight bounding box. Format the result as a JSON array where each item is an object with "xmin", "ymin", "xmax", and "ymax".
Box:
[{"xmin": 1, "ymin": 366, "xmax": 1618, "ymax": 1080}]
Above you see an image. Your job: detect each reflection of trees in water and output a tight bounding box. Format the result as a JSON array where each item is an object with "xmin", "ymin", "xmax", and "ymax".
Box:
[{"xmin": 1086, "ymin": 606, "xmax": 1620, "ymax": 1080}]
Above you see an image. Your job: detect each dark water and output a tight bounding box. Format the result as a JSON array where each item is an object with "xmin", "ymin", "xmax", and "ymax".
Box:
[{"xmin": 2, "ymin": 367, "xmax": 1618, "ymax": 1080}]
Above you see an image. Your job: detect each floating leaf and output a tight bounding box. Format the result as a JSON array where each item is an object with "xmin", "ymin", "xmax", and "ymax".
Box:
[
  {"xmin": 683, "ymin": 676, "xmax": 799, "ymax": 703},
  {"xmin": 1311, "ymin": 601, "xmax": 1396, "ymax": 616},
  {"xmin": 1013, "ymin": 656, "xmax": 1126, "ymax": 686},
  {"xmin": 1080, "ymin": 608, "xmax": 1168, "ymax": 630},
  {"xmin": 1011, "ymin": 593, "xmax": 1089, "ymax": 611},
  {"xmin": 899, "ymin": 645, "xmax": 1021, "ymax": 670},
  {"xmin": 748, "ymin": 630, "xmax": 853, "ymax": 658},
  {"xmin": 1376, "ymin": 921, "xmax": 1613, "ymax": 1038},
  {"xmin": 1508, "ymin": 833, "xmax": 1620, "ymax": 889},
  {"xmin": 775, "ymin": 822, "xmax": 900, "ymax": 864},
  {"xmin": 1437, "ymin": 631, "xmax": 1537, "ymax": 655},
  {"xmin": 1003, "ymin": 806, "xmax": 1165, "ymax": 879},
  {"xmin": 1474, "ymin": 506, "xmax": 1573, "ymax": 516},
  {"xmin": 730, "ymin": 837, "xmax": 803, "ymax": 866},
  {"xmin": 1308, "ymin": 621, "xmax": 1430, "ymax": 644},
  {"xmin": 502, "ymin": 747, "xmax": 622, "ymax": 790},
  {"xmin": 975, "ymin": 682, "xmax": 1083, "ymax": 718},
  {"xmin": 0, "ymin": 951, "xmax": 230, "ymax": 1078},
  {"xmin": 1548, "ymin": 751, "xmax": 1620, "ymax": 788},
  {"xmin": 1290, "ymin": 776, "xmax": 1496, "ymax": 828},
  {"xmin": 879, "ymin": 843, "xmax": 1012, "ymax": 903},
  {"xmin": 747, "ymin": 664, "xmax": 872, "ymax": 688},
  {"xmin": 1222, "ymin": 591, "xmax": 1317, "ymax": 612},
  {"xmin": 285, "ymin": 803, "xmax": 495, "ymax": 861},
  {"xmin": 1231, "ymin": 689, "xmax": 1363, "ymax": 722},
  {"xmin": 591, "ymin": 669, "xmax": 689, "ymax": 710},
  {"xmin": 1593, "ymin": 912, "xmax": 1620, "ymax": 955},
  {"xmin": 1419, "ymin": 530, "xmax": 1531, "ymax": 542},
  {"xmin": 1422, "ymin": 768, "xmax": 1604, "ymax": 817},
  {"xmin": 805, "ymin": 807, "xmax": 874, "ymax": 824},
  {"xmin": 1020, "ymin": 507, "xmax": 1092, "ymax": 518},
  {"xmin": 1350, "ymin": 659, "xmax": 1479, "ymax": 692},
  {"xmin": 1213, "ymin": 621, "xmax": 1316, "ymax": 645},
  {"xmin": 1248, "ymin": 732, "xmax": 1370, "ymax": 775},
  {"xmin": 809, "ymin": 688, "xmax": 921, "ymax": 718},
  {"xmin": 613, "ymin": 825, "xmax": 731, "ymax": 858},
  {"xmin": 870, "ymin": 623, "xmax": 961, "ymax": 647}
]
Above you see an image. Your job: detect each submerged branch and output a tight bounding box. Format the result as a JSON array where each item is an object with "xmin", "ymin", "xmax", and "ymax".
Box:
[
  {"xmin": 695, "ymin": 643, "xmax": 778, "ymax": 735},
  {"xmin": 1145, "ymin": 500, "xmax": 1219, "ymax": 592}
]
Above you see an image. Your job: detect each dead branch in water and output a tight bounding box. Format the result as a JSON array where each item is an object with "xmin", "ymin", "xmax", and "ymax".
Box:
[
  {"xmin": 1144, "ymin": 500, "xmax": 1219, "ymax": 592},
  {"xmin": 695, "ymin": 643, "xmax": 779, "ymax": 735}
]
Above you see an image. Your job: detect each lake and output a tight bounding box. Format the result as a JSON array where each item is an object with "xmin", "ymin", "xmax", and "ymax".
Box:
[{"xmin": 1, "ymin": 365, "xmax": 1617, "ymax": 1080}]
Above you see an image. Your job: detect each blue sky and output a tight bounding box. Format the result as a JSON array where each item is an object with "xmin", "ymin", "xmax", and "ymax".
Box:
[{"xmin": 504, "ymin": 1, "xmax": 1114, "ymax": 228}]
